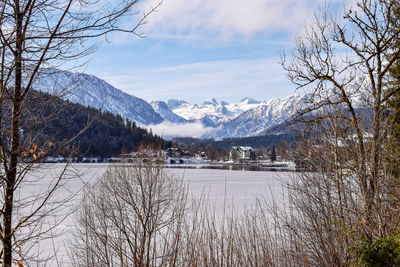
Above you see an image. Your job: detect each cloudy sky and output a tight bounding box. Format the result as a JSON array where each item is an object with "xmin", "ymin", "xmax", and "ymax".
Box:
[{"xmin": 84, "ymin": 0, "xmax": 348, "ymax": 103}]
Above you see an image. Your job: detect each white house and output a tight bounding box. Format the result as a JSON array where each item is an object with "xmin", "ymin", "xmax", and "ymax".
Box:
[{"xmin": 229, "ymin": 146, "xmax": 255, "ymax": 161}]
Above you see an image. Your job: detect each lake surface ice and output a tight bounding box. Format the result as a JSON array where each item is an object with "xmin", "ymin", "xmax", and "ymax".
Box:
[{"xmin": 19, "ymin": 163, "xmax": 292, "ymax": 265}]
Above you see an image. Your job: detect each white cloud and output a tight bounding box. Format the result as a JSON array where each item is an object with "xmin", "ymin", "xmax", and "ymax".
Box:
[
  {"xmin": 139, "ymin": 0, "xmax": 347, "ymax": 39},
  {"xmin": 98, "ymin": 58, "xmax": 293, "ymax": 103},
  {"xmin": 145, "ymin": 121, "xmax": 219, "ymax": 138}
]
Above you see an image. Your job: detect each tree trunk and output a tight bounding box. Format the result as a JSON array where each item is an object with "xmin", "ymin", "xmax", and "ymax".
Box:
[{"xmin": 2, "ymin": 4, "xmax": 23, "ymax": 266}]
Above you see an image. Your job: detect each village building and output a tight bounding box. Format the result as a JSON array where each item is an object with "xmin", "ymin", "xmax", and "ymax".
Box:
[
  {"xmin": 195, "ymin": 151, "xmax": 208, "ymax": 160},
  {"xmin": 165, "ymin": 147, "xmax": 189, "ymax": 158},
  {"xmin": 229, "ymin": 146, "xmax": 256, "ymax": 161}
]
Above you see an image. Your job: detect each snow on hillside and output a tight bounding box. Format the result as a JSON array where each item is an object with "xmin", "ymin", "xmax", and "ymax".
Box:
[
  {"xmin": 170, "ymin": 98, "xmax": 266, "ymax": 126},
  {"xmin": 171, "ymin": 98, "xmax": 231, "ymax": 125},
  {"xmin": 33, "ymin": 70, "xmax": 163, "ymax": 125},
  {"xmin": 149, "ymin": 100, "xmax": 187, "ymax": 123},
  {"xmin": 218, "ymin": 94, "xmax": 310, "ymax": 138},
  {"xmin": 32, "ymin": 70, "xmax": 368, "ymax": 139},
  {"xmin": 225, "ymin": 98, "xmax": 265, "ymax": 116},
  {"xmin": 31, "ymin": 69, "xmax": 308, "ymax": 138},
  {"xmin": 162, "ymin": 94, "xmax": 309, "ymax": 138},
  {"xmin": 167, "ymin": 99, "xmax": 188, "ymax": 109}
]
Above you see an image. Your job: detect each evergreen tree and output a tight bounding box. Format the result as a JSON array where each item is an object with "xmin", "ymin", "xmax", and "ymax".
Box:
[
  {"xmin": 271, "ymin": 145, "xmax": 277, "ymax": 162},
  {"xmin": 21, "ymin": 90, "xmax": 172, "ymax": 158}
]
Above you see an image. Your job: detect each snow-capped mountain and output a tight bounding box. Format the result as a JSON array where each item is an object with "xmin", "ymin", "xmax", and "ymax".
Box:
[
  {"xmin": 149, "ymin": 100, "xmax": 187, "ymax": 123},
  {"xmin": 171, "ymin": 98, "xmax": 233, "ymax": 126},
  {"xmin": 170, "ymin": 97, "xmax": 267, "ymax": 126},
  {"xmin": 167, "ymin": 99, "xmax": 188, "ymax": 110},
  {"xmin": 31, "ymin": 69, "xmax": 318, "ymax": 139},
  {"xmin": 33, "ymin": 70, "xmax": 163, "ymax": 125},
  {"xmin": 225, "ymin": 98, "xmax": 265, "ymax": 116},
  {"xmin": 163, "ymin": 95, "xmax": 306, "ymax": 137},
  {"xmin": 217, "ymin": 94, "xmax": 309, "ymax": 138}
]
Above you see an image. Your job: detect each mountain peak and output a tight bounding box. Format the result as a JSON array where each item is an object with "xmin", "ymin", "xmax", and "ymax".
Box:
[
  {"xmin": 150, "ymin": 100, "xmax": 187, "ymax": 123},
  {"xmin": 221, "ymin": 101, "xmax": 229, "ymax": 106},
  {"xmin": 167, "ymin": 99, "xmax": 188, "ymax": 109},
  {"xmin": 33, "ymin": 69, "xmax": 163, "ymax": 125},
  {"xmin": 202, "ymin": 98, "xmax": 218, "ymax": 105},
  {"xmin": 240, "ymin": 97, "xmax": 262, "ymax": 104}
]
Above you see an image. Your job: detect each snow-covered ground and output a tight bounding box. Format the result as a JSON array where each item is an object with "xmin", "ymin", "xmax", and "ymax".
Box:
[
  {"xmin": 171, "ymin": 167, "xmax": 291, "ymax": 210},
  {"xmin": 20, "ymin": 164, "xmax": 292, "ymax": 265}
]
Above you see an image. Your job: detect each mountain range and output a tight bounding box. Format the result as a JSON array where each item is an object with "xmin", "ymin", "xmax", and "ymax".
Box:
[
  {"xmin": 32, "ymin": 69, "xmax": 313, "ymax": 139},
  {"xmin": 34, "ymin": 70, "xmax": 163, "ymax": 125}
]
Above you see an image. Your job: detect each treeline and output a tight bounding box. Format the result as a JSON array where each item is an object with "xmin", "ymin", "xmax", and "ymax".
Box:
[
  {"xmin": 172, "ymin": 134, "xmax": 293, "ymax": 149},
  {"xmin": 171, "ymin": 135, "xmax": 292, "ymax": 161},
  {"xmin": 20, "ymin": 90, "xmax": 172, "ymax": 158}
]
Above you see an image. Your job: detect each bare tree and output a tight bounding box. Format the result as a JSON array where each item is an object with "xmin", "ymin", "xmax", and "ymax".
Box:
[
  {"xmin": 0, "ymin": 0, "xmax": 161, "ymax": 265},
  {"xmin": 68, "ymin": 0, "xmax": 400, "ymax": 265},
  {"xmin": 72, "ymin": 157, "xmax": 302, "ymax": 267},
  {"xmin": 71, "ymin": 156, "xmax": 187, "ymax": 267},
  {"xmin": 282, "ymin": 0, "xmax": 400, "ymax": 239}
]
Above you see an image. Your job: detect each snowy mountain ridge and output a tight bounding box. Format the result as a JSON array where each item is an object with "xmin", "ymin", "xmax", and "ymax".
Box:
[
  {"xmin": 163, "ymin": 93, "xmax": 310, "ymax": 137},
  {"xmin": 33, "ymin": 70, "xmax": 163, "ymax": 125},
  {"xmin": 32, "ymin": 69, "xmax": 366, "ymax": 139},
  {"xmin": 149, "ymin": 100, "xmax": 187, "ymax": 123}
]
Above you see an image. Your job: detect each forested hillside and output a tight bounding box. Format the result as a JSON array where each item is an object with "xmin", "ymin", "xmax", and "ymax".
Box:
[{"xmin": 20, "ymin": 91, "xmax": 171, "ymax": 158}]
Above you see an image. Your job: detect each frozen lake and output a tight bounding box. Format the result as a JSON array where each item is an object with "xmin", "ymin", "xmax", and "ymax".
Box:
[
  {"xmin": 40, "ymin": 163, "xmax": 291, "ymax": 207},
  {"xmin": 20, "ymin": 163, "xmax": 292, "ymax": 265}
]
